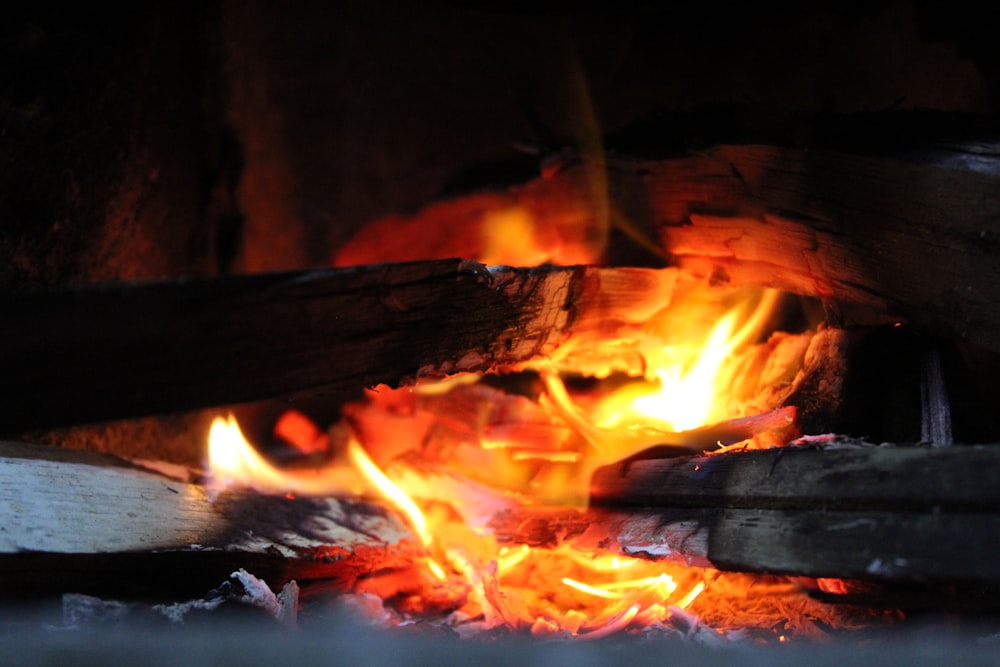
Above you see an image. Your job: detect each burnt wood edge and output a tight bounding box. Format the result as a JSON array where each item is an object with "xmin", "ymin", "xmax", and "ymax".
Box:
[
  {"xmin": 490, "ymin": 502, "xmax": 1000, "ymax": 588},
  {"xmin": 603, "ymin": 506, "xmax": 1000, "ymax": 587}
]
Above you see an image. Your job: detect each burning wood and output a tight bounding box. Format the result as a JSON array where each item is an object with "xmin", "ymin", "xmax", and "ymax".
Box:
[
  {"xmin": 0, "ymin": 429, "xmax": 909, "ymax": 641},
  {"xmin": 179, "ymin": 269, "xmax": 918, "ymax": 641},
  {"xmin": 0, "ymin": 270, "xmax": 866, "ymax": 642},
  {"xmin": 3, "ymin": 231, "xmax": 954, "ymax": 643},
  {"xmin": 6, "ymin": 117, "xmax": 993, "ymax": 638},
  {"xmin": 0, "ymin": 276, "xmax": 941, "ymax": 645},
  {"xmin": 333, "ymin": 111, "xmax": 1000, "ymax": 355}
]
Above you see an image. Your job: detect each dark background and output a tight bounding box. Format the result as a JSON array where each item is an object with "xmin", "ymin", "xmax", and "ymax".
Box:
[{"xmin": 2, "ymin": 1, "xmax": 996, "ymax": 286}]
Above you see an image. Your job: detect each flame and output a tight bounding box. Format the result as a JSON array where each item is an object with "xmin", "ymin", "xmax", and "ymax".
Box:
[
  {"xmin": 480, "ymin": 207, "xmax": 551, "ymax": 267},
  {"xmin": 346, "ymin": 437, "xmax": 432, "ymax": 547},
  {"xmin": 208, "ymin": 413, "xmax": 365, "ymax": 497},
  {"xmin": 207, "ymin": 409, "xmax": 732, "ymax": 638},
  {"xmin": 590, "ymin": 288, "xmax": 783, "ymax": 433},
  {"xmin": 630, "ymin": 311, "xmax": 739, "ymax": 430}
]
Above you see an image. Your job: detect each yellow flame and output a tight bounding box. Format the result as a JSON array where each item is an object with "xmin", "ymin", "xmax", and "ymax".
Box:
[
  {"xmin": 632, "ymin": 311, "xmax": 739, "ymax": 430},
  {"xmin": 209, "ymin": 414, "xmax": 441, "ymax": 568},
  {"xmin": 425, "ymin": 558, "xmax": 448, "ymax": 582},
  {"xmin": 495, "ymin": 545, "xmax": 531, "ymax": 573},
  {"xmin": 207, "ymin": 414, "xmax": 364, "ymax": 497},
  {"xmin": 346, "ymin": 437, "xmax": 433, "ymax": 548},
  {"xmin": 481, "ymin": 207, "xmax": 551, "ymax": 267},
  {"xmin": 592, "ymin": 288, "xmax": 782, "ymax": 433},
  {"xmin": 562, "ymin": 573, "xmax": 678, "ymax": 601},
  {"xmin": 674, "ymin": 581, "xmax": 706, "ymax": 610},
  {"xmin": 561, "ymin": 577, "xmax": 623, "ymax": 599}
]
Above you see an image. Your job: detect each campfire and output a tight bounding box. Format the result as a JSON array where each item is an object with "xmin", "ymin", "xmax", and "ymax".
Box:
[
  {"xmin": 5, "ymin": 150, "xmax": 998, "ymax": 644},
  {"xmin": 5, "ymin": 1, "xmax": 1000, "ymax": 659}
]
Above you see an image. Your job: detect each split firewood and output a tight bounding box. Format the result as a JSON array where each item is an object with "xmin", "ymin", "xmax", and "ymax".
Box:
[
  {"xmin": 489, "ymin": 440, "xmax": 1000, "ymax": 587},
  {"xmin": 0, "ymin": 440, "xmax": 419, "ymax": 599},
  {"xmin": 0, "ymin": 259, "xmax": 674, "ymax": 431}
]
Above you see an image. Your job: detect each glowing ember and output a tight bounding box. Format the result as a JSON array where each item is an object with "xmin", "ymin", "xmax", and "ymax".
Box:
[{"xmin": 207, "ymin": 406, "xmax": 745, "ymax": 639}]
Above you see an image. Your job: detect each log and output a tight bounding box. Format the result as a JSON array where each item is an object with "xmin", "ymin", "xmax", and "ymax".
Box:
[
  {"xmin": 0, "ymin": 440, "xmax": 418, "ymax": 599},
  {"xmin": 490, "ymin": 441, "xmax": 1000, "ymax": 586},
  {"xmin": 640, "ymin": 144, "xmax": 1000, "ymax": 350},
  {"xmin": 590, "ymin": 440, "xmax": 1000, "ymax": 510},
  {"xmin": 0, "ymin": 259, "xmax": 674, "ymax": 431},
  {"xmin": 334, "ymin": 110, "xmax": 1000, "ymax": 353}
]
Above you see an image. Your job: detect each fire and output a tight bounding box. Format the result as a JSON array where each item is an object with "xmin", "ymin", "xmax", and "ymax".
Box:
[
  {"xmin": 630, "ymin": 311, "xmax": 740, "ymax": 430},
  {"xmin": 480, "ymin": 207, "xmax": 552, "ymax": 267},
  {"xmin": 345, "ymin": 437, "xmax": 432, "ymax": 548},
  {"xmin": 207, "ymin": 409, "xmax": 715, "ymax": 637},
  {"xmin": 206, "ymin": 281, "xmax": 856, "ymax": 642},
  {"xmin": 585, "ymin": 288, "xmax": 784, "ymax": 433}
]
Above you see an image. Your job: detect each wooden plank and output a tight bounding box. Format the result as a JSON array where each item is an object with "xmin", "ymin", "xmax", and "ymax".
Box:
[
  {"xmin": 490, "ymin": 442, "xmax": 1000, "ymax": 586},
  {"xmin": 0, "ymin": 259, "xmax": 675, "ymax": 431},
  {"xmin": 0, "ymin": 441, "xmax": 417, "ymax": 598},
  {"xmin": 590, "ymin": 443, "xmax": 1000, "ymax": 511}
]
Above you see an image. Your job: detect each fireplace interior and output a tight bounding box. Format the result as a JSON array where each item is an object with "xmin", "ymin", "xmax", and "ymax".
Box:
[{"xmin": 4, "ymin": 1, "xmax": 1000, "ymax": 661}]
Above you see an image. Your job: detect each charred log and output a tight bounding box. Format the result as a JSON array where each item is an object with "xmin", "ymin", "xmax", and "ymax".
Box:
[{"xmin": 0, "ymin": 259, "xmax": 673, "ymax": 431}]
